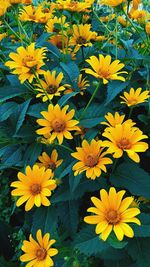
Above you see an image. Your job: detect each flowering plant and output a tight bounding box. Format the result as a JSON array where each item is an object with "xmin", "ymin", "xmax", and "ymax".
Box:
[{"xmin": 0, "ymin": 0, "xmax": 150, "ymax": 266}]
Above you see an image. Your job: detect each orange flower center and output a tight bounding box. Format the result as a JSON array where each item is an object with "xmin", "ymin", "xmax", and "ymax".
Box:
[
  {"xmin": 85, "ymin": 153, "xmax": 98, "ymax": 167},
  {"xmin": 127, "ymin": 98, "xmax": 138, "ymax": 105},
  {"xmin": 47, "ymin": 85, "xmax": 57, "ymax": 94},
  {"xmin": 36, "ymin": 247, "xmax": 47, "ymax": 261},
  {"xmin": 106, "ymin": 210, "xmax": 120, "ymax": 224},
  {"xmin": 117, "ymin": 138, "xmax": 131, "ymax": 150},
  {"xmin": 52, "ymin": 119, "xmax": 66, "ymax": 132},
  {"xmin": 77, "ymin": 36, "xmax": 87, "ymax": 45},
  {"xmin": 22, "ymin": 55, "xmax": 34, "ymax": 67},
  {"xmin": 98, "ymin": 69, "xmax": 110, "ymax": 79},
  {"xmin": 30, "ymin": 184, "xmax": 41, "ymax": 195},
  {"xmin": 48, "ymin": 161, "xmax": 56, "ymax": 171}
]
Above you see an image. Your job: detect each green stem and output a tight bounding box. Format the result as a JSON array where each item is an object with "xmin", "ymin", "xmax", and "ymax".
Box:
[
  {"xmin": 81, "ymin": 46, "xmax": 85, "ymax": 61},
  {"xmin": 92, "ymin": 7, "xmax": 111, "ymax": 33},
  {"xmin": 115, "ymin": 17, "xmax": 118, "ymax": 59},
  {"xmin": 80, "ymin": 81, "xmax": 101, "ymax": 119},
  {"xmin": 3, "ymin": 19, "xmax": 27, "ymax": 44},
  {"xmin": 128, "ymin": 106, "xmax": 134, "ymax": 118}
]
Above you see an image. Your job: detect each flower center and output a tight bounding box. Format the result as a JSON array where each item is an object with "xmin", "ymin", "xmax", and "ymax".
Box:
[
  {"xmin": 117, "ymin": 138, "xmax": 131, "ymax": 150},
  {"xmin": 106, "ymin": 210, "xmax": 120, "ymax": 224},
  {"xmin": 98, "ymin": 69, "xmax": 110, "ymax": 79},
  {"xmin": 77, "ymin": 36, "xmax": 87, "ymax": 45},
  {"xmin": 36, "ymin": 247, "xmax": 47, "ymax": 261},
  {"xmin": 52, "ymin": 119, "xmax": 66, "ymax": 132},
  {"xmin": 22, "ymin": 55, "xmax": 34, "ymax": 67},
  {"xmin": 85, "ymin": 153, "xmax": 98, "ymax": 167},
  {"xmin": 48, "ymin": 161, "xmax": 56, "ymax": 171},
  {"xmin": 46, "ymin": 85, "xmax": 57, "ymax": 94},
  {"xmin": 128, "ymin": 98, "xmax": 138, "ymax": 105},
  {"xmin": 30, "ymin": 184, "xmax": 41, "ymax": 195}
]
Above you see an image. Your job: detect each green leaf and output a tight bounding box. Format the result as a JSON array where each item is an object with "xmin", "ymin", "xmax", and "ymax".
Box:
[
  {"xmin": 80, "ymin": 117, "xmax": 103, "ymax": 128},
  {"xmin": 60, "ymin": 62, "xmax": 79, "ymax": 86},
  {"xmin": 44, "ymin": 42, "xmax": 61, "ymax": 58},
  {"xmin": 31, "ymin": 206, "xmax": 58, "ymax": 235},
  {"xmin": 74, "ymin": 225, "xmax": 109, "ymax": 256},
  {"xmin": 69, "ymin": 172, "xmax": 82, "ymax": 192},
  {"xmin": 127, "ymin": 238, "xmax": 150, "ymax": 267},
  {"xmin": 110, "ymin": 163, "xmax": 150, "ymax": 198},
  {"xmin": 0, "ymin": 86, "xmax": 28, "ymax": 102},
  {"xmin": 105, "ymin": 81, "xmax": 129, "ymax": 105},
  {"xmin": 27, "ymin": 103, "xmax": 47, "ymax": 118},
  {"xmin": 58, "ymin": 92, "xmax": 79, "ymax": 107},
  {"xmin": 23, "ymin": 143, "xmax": 42, "ymax": 166},
  {"xmin": 107, "ymin": 233, "xmax": 128, "ymax": 249},
  {"xmin": 58, "ymin": 161, "xmax": 75, "ymax": 179},
  {"xmin": 0, "ymin": 102, "xmax": 17, "ymax": 122},
  {"xmin": 0, "ymin": 146, "xmax": 22, "ymax": 169},
  {"xmin": 14, "ymin": 99, "xmax": 31, "ymax": 134},
  {"xmin": 134, "ymin": 213, "xmax": 150, "ymax": 237}
]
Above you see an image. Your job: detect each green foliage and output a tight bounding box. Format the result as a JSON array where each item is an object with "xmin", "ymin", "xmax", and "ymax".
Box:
[{"xmin": 110, "ymin": 163, "xmax": 150, "ymax": 198}]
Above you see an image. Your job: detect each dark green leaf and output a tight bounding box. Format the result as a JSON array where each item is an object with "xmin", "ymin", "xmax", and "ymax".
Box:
[
  {"xmin": 0, "ymin": 86, "xmax": 28, "ymax": 102},
  {"xmin": 0, "ymin": 102, "xmax": 17, "ymax": 122},
  {"xmin": 105, "ymin": 81, "xmax": 129, "ymax": 105},
  {"xmin": 15, "ymin": 99, "xmax": 31, "ymax": 134},
  {"xmin": 58, "ymin": 92, "xmax": 79, "ymax": 107},
  {"xmin": 110, "ymin": 163, "xmax": 150, "ymax": 198}
]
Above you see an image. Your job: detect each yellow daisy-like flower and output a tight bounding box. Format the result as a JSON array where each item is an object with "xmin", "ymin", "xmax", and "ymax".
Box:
[
  {"xmin": 64, "ymin": 74, "xmax": 89, "ymax": 95},
  {"xmin": 55, "ymin": 0, "xmax": 94, "ymax": 13},
  {"xmin": 146, "ymin": 22, "xmax": 150, "ymax": 35},
  {"xmin": 0, "ymin": 0, "xmax": 11, "ymax": 17},
  {"xmin": 5, "ymin": 43, "xmax": 46, "ymax": 84},
  {"xmin": 35, "ymin": 70, "xmax": 67, "ymax": 102},
  {"xmin": 84, "ymin": 187, "xmax": 141, "ymax": 241},
  {"xmin": 36, "ymin": 104, "xmax": 80, "ymax": 145},
  {"xmin": 71, "ymin": 139, "xmax": 112, "ymax": 180},
  {"xmin": 37, "ymin": 150, "xmax": 63, "ymax": 174},
  {"xmin": 102, "ymin": 123, "xmax": 148, "ymax": 163},
  {"xmin": 46, "ymin": 15, "xmax": 69, "ymax": 33},
  {"xmin": 69, "ymin": 24, "xmax": 97, "ymax": 53},
  {"xmin": 0, "ymin": 32, "xmax": 7, "ymax": 41},
  {"xmin": 20, "ymin": 229, "xmax": 58, "ymax": 266},
  {"xmin": 11, "ymin": 165, "xmax": 57, "ymax": 211},
  {"xmin": 101, "ymin": 112, "xmax": 135, "ymax": 130},
  {"xmin": 84, "ymin": 54, "xmax": 127, "ymax": 84},
  {"xmin": 99, "ymin": 0, "xmax": 125, "ymax": 8},
  {"xmin": 120, "ymin": 87, "xmax": 150, "ymax": 107},
  {"xmin": 19, "ymin": 4, "xmax": 52, "ymax": 23}
]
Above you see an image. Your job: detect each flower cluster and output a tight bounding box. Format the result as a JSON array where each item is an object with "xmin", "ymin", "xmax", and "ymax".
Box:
[{"xmin": 1, "ymin": 0, "xmax": 150, "ymax": 266}]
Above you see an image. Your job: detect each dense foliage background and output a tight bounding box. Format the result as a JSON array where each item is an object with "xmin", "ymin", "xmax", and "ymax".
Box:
[{"xmin": 0, "ymin": 0, "xmax": 150, "ymax": 266}]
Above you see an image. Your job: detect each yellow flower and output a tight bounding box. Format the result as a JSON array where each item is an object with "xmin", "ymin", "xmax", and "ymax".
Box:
[
  {"xmin": 84, "ymin": 187, "xmax": 141, "ymax": 241},
  {"xmin": 100, "ymin": 0, "xmax": 125, "ymax": 8},
  {"xmin": 36, "ymin": 104, "xmax": 79, "ymax": 145},
  {"xmin": 55, "ymin": 0, "xmax": 94, "ymax": 12},
  {"xmin": 11, "ymin": 165, "xmax": 56, "ymax": 211},
  {"xmin": 46, "ymin": 15, "xmax": 69, "ymax": 33},
  {"xmin": 35, "ymin": 70, "xmax": 67, "ymax": 102},
  {"xmin": 20, "ymin": 229, "xmax": 58, "ymax": 266},
  {"xmin": 5, "ymin": 43, "xmax": 46, "ymax": 84},
  {"xmin": 132, "ymin": 0, "xmax": 141, "ymax": 10},
  {"xmin": 118, "ymin": 16, "xmax": 129, "ymax": 27},
  {"xmin": 37, "ymin": 150, "xmax": 63, "ymax": 174},
  {"xmin": 19, "ymin": 5, "xmax": 52, "ymax": 23},
  {"xmin": 0, "ymin": 0, "xmax": 11, "ymax": 17},
  {"xmin": 101, "ymin": 112, "xmax": 135, "ymax": 129},
  {"xmin": 120, "ymin": 87, "xmax": 150, "ymax": 107},
  {"xmin": 0, "ymin": 32, "xmax": 7, "ymax": 41},
  {"xmin": 69, "ymin": 24, "xmax": 97, "ymax": 52},
  {"xmin": 48, "ymin": 33, "xmax": 69, "ymax": 52},
  {"xmin": 100, "ymin": 14, "xmax": 116, "ymax": 22},
  {"xmin": 102, "ymin": 123, "xmax": 148, "ymax": 163},
  {"xmin": 64, "ymin": 74, "xmax": 89, "ymax": 95},
  {"xmin": 130, "ymin": 9, "xmax": 150, "ymax": 24},
  {"xmin": 146, "ymin": 22, "xmax": 150, "ymax": 35},
  {"xmin": 71, "ymin": 139, "xmax": 112, "ymax": 180},
  {"xmin": 84, "ymin": 54, "xmax": 127, "ymax": 84}
]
